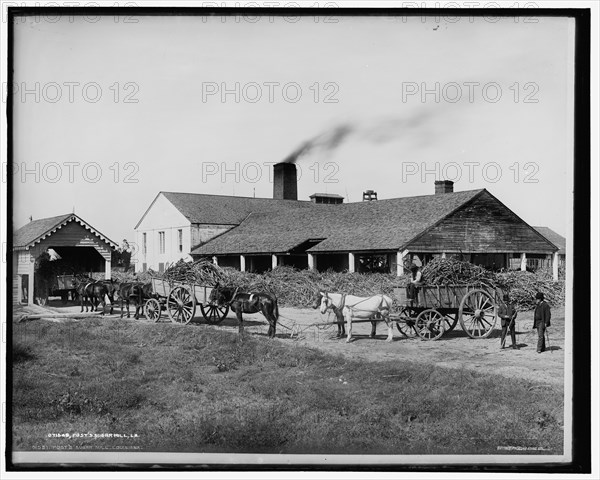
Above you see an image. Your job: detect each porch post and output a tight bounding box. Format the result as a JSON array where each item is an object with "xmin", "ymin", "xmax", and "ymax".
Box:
[
  {"xmin": 520, "ymin": 253, "xmax": 527, "ymax": 271},
  {"xmin": 240, "ymin": 255, "xmax": 246, "ymax": 272},
  {"xmin": 397, "ymin": 250, "xmax": 409, "ymax": 277},
  {"xmin": 27, "ymin": 260, "xmax": 34, "ymax": 305},
  {"xmin": 271, "ymin": 254, "xmax": 278, "ymax": 270},
  {"xmin": 441, "ymin": 252, "xmax": 447, "ymax": 259},
  {"xmin": 348, "ymin": 252, "xmax": 355, "ymax": 273},
  {"xmin": 552, "ymin": 252, "xmax": 559, "ymax": 281},
  {"xmin": 308, "ymin": 253, "xmax": 315, "ymax": 270},
  {"xmin": 105, "ymin": 259, "xmax": 111, "ymax": 279},
  {"xmin": 212, "ymin": 256, "xmax": 218, "ymax": 266}
]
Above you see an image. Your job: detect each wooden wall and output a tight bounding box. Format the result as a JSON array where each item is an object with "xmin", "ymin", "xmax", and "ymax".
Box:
[
  {"xmin": 407, "ymin": 191, "xmax": 557, "ymax": 254},
  {"xmin": 28, "ymin": 221, "xmax": 113, "ymax": 260}
]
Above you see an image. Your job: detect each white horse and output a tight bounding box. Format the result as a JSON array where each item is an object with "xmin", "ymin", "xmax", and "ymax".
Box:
[{"xmin": 314, "ymin": 291, "xmax": 394, "ymax": 343}]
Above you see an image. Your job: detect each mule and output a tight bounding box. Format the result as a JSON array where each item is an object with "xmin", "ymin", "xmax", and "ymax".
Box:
[
  {"xmin": 94, "ymin": 279, "xmax": 119, "ymax": 314},
  {"xmin": 117, "ymin": 282, "xmax": 152, "ymax": 319},
  {"xmin": 311, "ymin": 296, "xmax": 346, "ymax": 338},
  {"xmin": 209, "ymin": 285, "xmax": 279, "ymax": 338},
  {"xmin": 314, "ymin": 291, "xmax": 394, "ymax": 343},
  {"xmin": 73, "ymin": 278, "xmax": 109, "ymax": 314}
]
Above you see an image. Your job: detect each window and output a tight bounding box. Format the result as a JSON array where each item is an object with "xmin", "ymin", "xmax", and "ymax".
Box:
[
  {"xmin": 142, "ymin": 263, "xmax": 147, "ymax": 272},
  {"xmin": 158, "ymin": 231, "xmax": 165, "ymax": 254},
  {"xmin": 159, "ymin": 262, "xmax": 164, "ymax": 273},
  {"xmin": 178, "ymin": 229, "xmax": 183, "ymax": 253},
  {"xmin": 142, "ymin": 233, "xmax": 147, "ymax": 255}
]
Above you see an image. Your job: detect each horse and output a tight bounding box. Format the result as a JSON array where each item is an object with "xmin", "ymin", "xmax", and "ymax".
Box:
[
  {"xmin": 72, "ymin": 277, "xmax": 109, "ymax": 314},
  {"xmin": 117, "ymin": 282, "xmax": 153, "ymax": 319},
  {"xmin": 314, "ymin": 291, "xmax": 394, "ymax": 343},
  {"xmin": 209, "ymin": 284, "xmax": 279, "ymax": 338},
  {"xmin": 94, "ymin": 279, "xmax": 119, "ymax": 314},
  {"xmin": 311, "ymin": 296, "xmax": 346, "ymax": 338}
]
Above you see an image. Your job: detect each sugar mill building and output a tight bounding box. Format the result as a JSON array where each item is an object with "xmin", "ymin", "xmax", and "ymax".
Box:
[
  {"xmin": 135, "ymin": 163, "xmax": 562, "ymax": 280},
  {"xmin": 12, "ymin": 213, "xmax": 118, "ymax": 305}
]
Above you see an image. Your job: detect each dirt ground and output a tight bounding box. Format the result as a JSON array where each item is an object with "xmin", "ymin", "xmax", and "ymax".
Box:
[{"xmin": 14, "ymin": 299, "xmax": 566, "ymax": 387}]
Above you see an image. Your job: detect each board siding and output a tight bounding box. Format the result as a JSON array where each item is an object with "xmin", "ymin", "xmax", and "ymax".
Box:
[
  {"xmin": 407, "ymin": 191, "xmax": 557, "ymax": 254},
  {"xmin": 27, "ymin": 221, "xmax": 113, "ymax": 260}
]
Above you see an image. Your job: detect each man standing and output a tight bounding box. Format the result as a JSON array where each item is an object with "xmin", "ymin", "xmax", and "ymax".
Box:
[
  {"xmin": 406, "ymin": 264, "xmax": 423, "ymax": 306},
  {"xmin": 533, "ymin": 292, "xmax": 551, "ymax": 353},
  {"xmin": 498, "ymin": 293, "xmax": 518, "ymax": 349}
]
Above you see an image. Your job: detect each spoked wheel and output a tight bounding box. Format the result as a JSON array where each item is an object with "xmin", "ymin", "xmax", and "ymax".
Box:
[
  {"xmin": 200, "ymin": 303, "xmax": 229, "ymax": 324},
  {"xmin": 167, "ymin": 286, "xmax": 196, "ymax": 324},
  {"xmin": 459, "ymin": 289, "xmax": 497, "ymax": 339},
  {"xmin": 395, "ymin": 307, "xmax": 419, "ymax": 338},
  {"xmin": 415, "ymin": 309, "xmax": 446, "ymax": 341},
  {"xmin": 144, "ymin": 298, "xmax": 162, "ymax": 322}
]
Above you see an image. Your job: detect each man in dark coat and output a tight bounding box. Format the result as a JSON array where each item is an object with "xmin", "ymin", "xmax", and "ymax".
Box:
[
  {"xmin": 533, "ymin": 292, "xmax": 551, "ymax": 353},
  {"xmin": 498, "ymin": 293, "xmax": 518, "ymax": 349}
]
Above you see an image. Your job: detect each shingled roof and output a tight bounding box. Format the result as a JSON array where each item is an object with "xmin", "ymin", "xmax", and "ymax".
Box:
[
  {"xmin": 135, "ymin": 192, "xmax": 321, "ymax": 228},
  {"xmin": 533, "ymin": 226, "xmax": 566, "ymax": 255},
  {"xmin": 13, "ymin": 213, "xmax": 118, "ymax": 250},
  {"xmin": 192, "ymin": 189, "xmax": 486, "ymax": 255}
]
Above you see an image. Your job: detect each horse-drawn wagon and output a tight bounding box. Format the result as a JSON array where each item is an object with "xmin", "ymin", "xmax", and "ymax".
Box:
[
  {"xmin": 392, "ymin": 284, "xmax": 501, "ymax": 340},
  {"xmin": 143, "ymin": 276, "xmax": 229, "ymax": 325}
]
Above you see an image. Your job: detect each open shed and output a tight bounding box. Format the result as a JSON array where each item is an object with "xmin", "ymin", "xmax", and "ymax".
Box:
[{"xmin": 12, "ymin": 213, "xmax": 117, "ymax": 305}]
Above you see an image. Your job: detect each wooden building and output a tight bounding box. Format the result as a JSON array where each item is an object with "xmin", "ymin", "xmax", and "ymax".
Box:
[
  {"xmin": 12, "ymin": 213, "xmax": 117, "ymax": 305},
  {"xmin": 135, "ymin": 163, "xmax": 560, "ymax": 280}
]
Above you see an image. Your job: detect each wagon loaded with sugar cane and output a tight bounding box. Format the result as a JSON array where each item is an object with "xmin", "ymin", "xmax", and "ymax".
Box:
[
  {"xmin": 389, "ymin": 258, "xmax": 504, "ymax": 341},
  {"xmin": 391, "ymin": 283, "xmax": 501, "ymax": 341},
  {"xmin": 142, "ymin": 260, "xmax": 230, "ymax": 324}
]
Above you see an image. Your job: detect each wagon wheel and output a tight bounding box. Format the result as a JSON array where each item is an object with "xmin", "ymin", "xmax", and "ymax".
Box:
[
  {"xmin": 201, "ymin": 304, "xmax": 229, "ymax": 324},
  {"xmin": 444, "ymin": 314, "xmax": 459, "ymax": 333},
  {"xmin": 167, "ymin": 286, "xmax": 196, "ymax": 324},
  {"xmin": 458, "ymin": 289, "xmax": 497, "ymax": 339},
  {"xmin": 415, "ymin": 309, "xmax": 446, "ymax": 341},
  {"xmin": 395, "ymin": 307, "xmax": 418, "ymax": 338},
  {"xmin": 144, "ymin": 298, "xmax": 162, "ymax": 323}
]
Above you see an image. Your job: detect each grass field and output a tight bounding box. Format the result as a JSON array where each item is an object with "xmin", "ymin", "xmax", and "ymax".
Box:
[{"xmin": 12, "ymin": 318, "xmax": 564, "ymax": 455}]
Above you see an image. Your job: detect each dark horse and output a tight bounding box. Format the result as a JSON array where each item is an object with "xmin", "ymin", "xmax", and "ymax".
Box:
[
  {"xmin": 72, "ymin": 277, "xmax": 109, "ymax": 314},
  {"xmin": 209, "ymin": 285, "xmax": 279, "ymax": 337},
  {"xmin": 117, "ymin": 282, "xmax": 153, "ymax": 319},
  {"xmin": 311, "ymin": 293, "xmax": 345, "ymax": 338}
]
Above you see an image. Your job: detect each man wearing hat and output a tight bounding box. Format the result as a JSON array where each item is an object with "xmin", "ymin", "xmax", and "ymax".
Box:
[
  {"xmin": 498, "ymin": 293, "xmax": 518, "ymax": 349},
  {"xmin": 406, "ymin": 264, "xmax": 423, "ymax": 306},
  {"xmin": 533, "ymin": 292, "xmax": 551, "ymax": 353}
]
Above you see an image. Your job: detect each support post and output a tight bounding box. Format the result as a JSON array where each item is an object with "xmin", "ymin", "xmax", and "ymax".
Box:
[
  {"xmin": 272, "ymin": 254, "xmax": 278, "ymax": 270},
  {"xmin": 348, "ymin": 252, "xmax": 355, "ymax": 273},
  {"xmin": 308, "ymin": 253, "xmax": 315, "ymax": 270},
  {"xmin": 397, "ymin": 250, "xmax": 409, "ymax": 277},
  {"xmin": 105, "ymin": 259, "xmax": 111, "ymax": 280},
  {"xmin": 520, "ymin": 253, "xmax": 527, "ymax": 271},
  {"xmin": 212, "ymin": 256, "xmax": 218, "ymax": 266},
  {"xmin": 441, "ymin": 252, "xmax": 447, "ymax": 259},
  {"xmin": 240, "ymin": 255, "xmax": 246, "ymax": 272},
  {"xmin": 552, "ymin": 252, "xmax": 559, "ymax": 281},
  {"xmin": 27, "ymin": 261, "xmax": 34, "ymax": 306}
]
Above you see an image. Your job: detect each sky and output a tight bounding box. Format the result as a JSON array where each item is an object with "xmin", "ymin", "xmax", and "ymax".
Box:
[{"xmin": 10, "ymin": 13, "xmax": 574, "ymax": 242}]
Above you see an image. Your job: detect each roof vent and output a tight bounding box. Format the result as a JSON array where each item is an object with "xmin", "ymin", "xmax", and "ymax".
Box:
[
  {"xmin": 309, "ymin": 193, "xmax": 344, "ymax": 204},
  {"xmin": 363, "ymin": 190, "xmax": 377, "ymax": 201}
]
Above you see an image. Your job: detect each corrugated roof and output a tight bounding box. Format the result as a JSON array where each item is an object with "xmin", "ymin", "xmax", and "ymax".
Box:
[
  {"xmin": 136, "ymin": 192, "xmax": 321, "ymax": 228},
  {"xmin": 533, "ymin": 226, "xmax": 566, "ymax": 254},
  {"xmin": 192, "ymin": 189, "xmax": 485, "ymax": 255},
  {"xmin": 13, "ymin": 213, "xmax": 118, "ymax": 250}
]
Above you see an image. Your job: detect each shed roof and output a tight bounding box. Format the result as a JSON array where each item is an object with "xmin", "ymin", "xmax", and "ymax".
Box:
[
  {"xmin": 135, "ymin": 191, "xmax": 320, "ymax": 229},
  {"xmin": 533, "ymin": 226, "xmax": 566, "ymax": 255},
  {"xmin": 192, "ymin": 189, "xmax": 486, "ymax": 255},
  {"xmin": 13, "ymin": 213, "xmax": 118, "ymax": 250}
]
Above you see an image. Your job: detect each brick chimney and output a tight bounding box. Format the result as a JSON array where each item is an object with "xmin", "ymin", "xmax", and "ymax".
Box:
[
  {"xmin": 273, "ymin": 163, "xmax": 298, "ymax": 200},
  {"xmin": 434, "ymin": 180, "xmax": 454, "ymax": 194}
]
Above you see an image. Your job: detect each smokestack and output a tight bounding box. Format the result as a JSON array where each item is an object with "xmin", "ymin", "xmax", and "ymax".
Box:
[
  {"xmin": 273, "ymin": 162, "xmax": 298, "ymax": 200},
  {"xmin": 434, "ymin": 180, "xmax": 454, "ymax": 195}
]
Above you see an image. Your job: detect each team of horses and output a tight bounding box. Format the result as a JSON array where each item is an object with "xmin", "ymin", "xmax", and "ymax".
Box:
[
  {"xmin": 71, "ymin": 276, "xmax": 153, "ymax": 319},
  {"xmin": 70, "ymin": 276, "xmax": 394, "ymax": 342}
]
